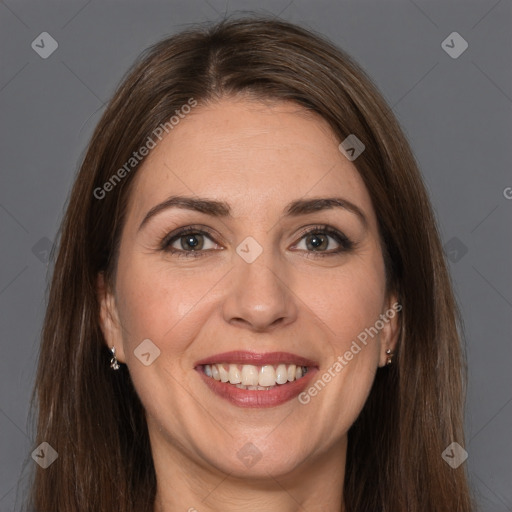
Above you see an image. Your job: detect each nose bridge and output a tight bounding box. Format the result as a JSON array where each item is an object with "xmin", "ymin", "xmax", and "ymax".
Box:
[{"xmin": 222, "ymin": 235, "xmax": 297, "ymax": 331}]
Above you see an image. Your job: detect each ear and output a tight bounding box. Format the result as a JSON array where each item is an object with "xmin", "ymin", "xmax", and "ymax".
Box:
[
  {"xmin": 378, "ymin": 292, "xmax": 402, "ymax": 368},
  {"xmin": 97, "ymin": 272, "xmax": 126, "ymax": 363}
]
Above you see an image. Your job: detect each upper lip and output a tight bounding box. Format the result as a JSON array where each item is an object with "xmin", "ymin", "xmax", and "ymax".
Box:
[{"xmin": 194, "ymin": 351, "xmax": 318, "ymax": 367}]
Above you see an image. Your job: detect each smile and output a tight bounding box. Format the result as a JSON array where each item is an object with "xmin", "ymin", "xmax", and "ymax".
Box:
[
  {"xmin": 202, "ymin": 363, "xmax": 309, "ymax": 390},
  {"xmin": 195, "ymin": 351, "xmax": 318, "ymax": 407}
]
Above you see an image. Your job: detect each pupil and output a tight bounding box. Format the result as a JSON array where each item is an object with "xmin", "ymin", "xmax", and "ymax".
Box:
[
  {"xmin": 309, "ymin": 233, "xmax": 326, "ymax": 250},
  {"xmin": 183, "ymin": 234, "xmax": 201, "ymax": 250}
]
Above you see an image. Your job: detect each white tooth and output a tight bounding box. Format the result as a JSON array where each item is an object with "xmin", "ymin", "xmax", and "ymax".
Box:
[
  {"xmin": 211, "ymin": 365, "xmax": 220, "ymax": 381},
  {"xmin": 295, "ymin": 366, "xmax": 303, "ymax": 379},
  {"xmin": 287, "ymin": 364, "xmax": 296, "ymax": 382},
  {"xmin": 275, "ymin": 364, "xmax": 288, "ymax": 384},
  {"xmin": 204, "ymin": 365, "xmax": 212, "ymax": 377},
  {"xmin": 248, "ymin": 385, "xmax": 258, "ymax": 390},
  {"xmin": 259, "ymin": 365, "xmax": 277, "ymax": 387},
  {"xmin": 235, "ymin": 383, "xmax": 245, "ymax": 389},
  {"xmin": 241, "ymin": 365, "xmax": 259, "ymax": 386},
  {"xmin": 228, "ymin": 364, "xmax": 241, "ymax": 384},
  {"xmin": 218, "ymin": 364, "xmax": 229, "ymax": 383}
]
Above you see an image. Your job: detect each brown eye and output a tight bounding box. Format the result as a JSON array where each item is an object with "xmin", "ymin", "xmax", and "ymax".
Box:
[
  {"xmin": 292, "ymin": 226, "xmax": 355, "ymax": 256},
  {"xmin": 160, "ymin": 227, "xmax": 223, "ymax": 258},
  {"xmin": 304, "ymin": 232, "xmax": 330, "ymax": 251},
  {"xmin": 174, "ymin": 233, "xmax": 206, "ymax": 251}
]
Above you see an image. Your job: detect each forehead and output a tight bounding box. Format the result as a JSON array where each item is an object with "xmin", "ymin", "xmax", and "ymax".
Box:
[{"xmin": 126, "ymin": 98, "xmax": 375, "ymax": 227}]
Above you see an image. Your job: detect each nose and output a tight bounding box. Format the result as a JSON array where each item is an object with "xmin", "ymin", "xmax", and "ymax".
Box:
[{"xmin": 222, "ymin": 249, "xmax": 298, "ymax": 332}]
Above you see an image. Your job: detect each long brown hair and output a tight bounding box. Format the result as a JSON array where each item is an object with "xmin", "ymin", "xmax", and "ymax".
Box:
[{"xmin": 27, "ymin": 15, "xmax": 473, "ymax": 511}]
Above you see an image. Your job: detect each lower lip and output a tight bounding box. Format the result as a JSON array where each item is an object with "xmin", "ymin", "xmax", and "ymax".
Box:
[{"xmin": 196, "ymin": 367, "xmax": 318, "ymax": 408}]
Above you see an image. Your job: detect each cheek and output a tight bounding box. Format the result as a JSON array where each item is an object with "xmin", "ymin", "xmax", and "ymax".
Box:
[
  {"xmin": 115, "ymin": 253, "xmax": 227, "ymax": 357},
  {"xmin": 294, "ymin": 248, "xmax": 386, "ymax": 423},
  {"xmin": 112, "ymin": 256, "xmax": 224, "ymax": 420},
  {"xmin": 299, "ymin": 250, "xmax": 387, "ymax": 355}
]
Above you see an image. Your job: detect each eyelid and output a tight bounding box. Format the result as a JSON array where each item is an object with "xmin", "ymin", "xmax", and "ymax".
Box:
[
  {"xmin": 160, "ymin": 223, "xmax": 355, "ymax": 257},
  {"xmin": 290, "ymin": 224, "xmax": 354, "ymax": 253},
  {"xmin": 159, "ymin": 224, "xmax": 223, "ymax": 250}
]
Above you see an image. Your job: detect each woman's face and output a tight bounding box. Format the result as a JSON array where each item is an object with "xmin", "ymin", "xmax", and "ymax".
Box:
[{"xmin": 99, "ymin": 97, "xmax": 399, "ymax": 481}]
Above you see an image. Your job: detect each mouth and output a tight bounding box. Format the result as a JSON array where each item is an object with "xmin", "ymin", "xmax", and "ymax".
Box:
[
  {"xmin": 194, "ymin": 351, "xmax": 318, "ymax": 408},
  {"xmin": 199, "ymin": 362, "xmax": 309, "ymax": 390}
]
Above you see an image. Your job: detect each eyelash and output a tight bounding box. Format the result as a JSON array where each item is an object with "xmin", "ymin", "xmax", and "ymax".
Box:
[{"xmin": 159, "ymin": 224, "xmax": 355, "ymax": 259}]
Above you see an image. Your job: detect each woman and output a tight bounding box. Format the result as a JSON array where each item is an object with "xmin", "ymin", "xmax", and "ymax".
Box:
[{"xmin": 28, "ymin": 16, "xmax": 474, "ymax": 512}]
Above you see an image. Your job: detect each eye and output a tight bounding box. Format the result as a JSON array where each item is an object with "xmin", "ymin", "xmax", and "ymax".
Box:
[
  {"xmin": 159, "ymin": 224, "xmax": 354, "ymax": 259},
  {"xmin": 160, "ymin": 226, "xmax": 222, "ymax": 257},
  {"xmin": 292, "ymin": 225, "xmax": 354, "ymax": 256}
]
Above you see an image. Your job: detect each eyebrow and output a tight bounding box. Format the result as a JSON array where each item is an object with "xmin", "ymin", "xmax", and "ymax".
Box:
[{"xmin": 138, "ymin": 195, "xmax": 368, "ymax": 231}]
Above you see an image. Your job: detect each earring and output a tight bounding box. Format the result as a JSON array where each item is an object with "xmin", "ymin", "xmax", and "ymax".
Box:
[
  {"xmin": 110, "ymin": 346, "xmax": 120, "ymax": 370},
  {"xmin": 385, "ymin": 348, "xmax": 394, "ymax": 365}
]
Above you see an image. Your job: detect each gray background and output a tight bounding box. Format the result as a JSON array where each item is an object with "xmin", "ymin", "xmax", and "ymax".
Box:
[{"xmin": 1, "ymin": 0, "xmax": 511, "ymax": 510}]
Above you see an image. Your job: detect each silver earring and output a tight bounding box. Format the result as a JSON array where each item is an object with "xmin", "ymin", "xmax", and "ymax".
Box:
[
  {"xmin": 110, "ymin": 346, "xmax": 120, "ymax": 370},
  {"xmin": 385, "ymin": 348, "xmax": 394, "ymax": 366}
]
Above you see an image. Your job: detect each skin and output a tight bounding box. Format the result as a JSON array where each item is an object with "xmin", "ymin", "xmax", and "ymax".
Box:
[{"xmin": 98, "ymin": 96, "xmax": 400, "ymax": 512}]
